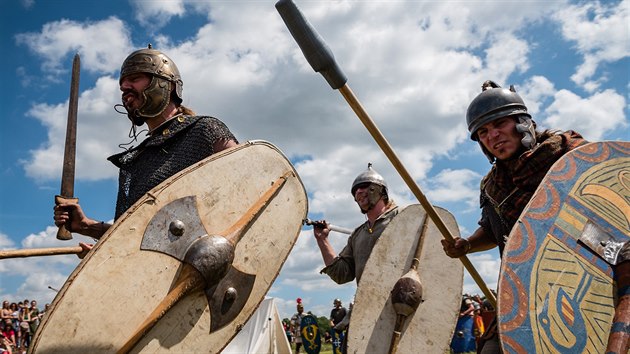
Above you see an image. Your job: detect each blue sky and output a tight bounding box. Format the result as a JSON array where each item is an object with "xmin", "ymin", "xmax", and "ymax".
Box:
[{"xmin": 0, "ymin": 0, "xmax": 628, "ymax": 323}]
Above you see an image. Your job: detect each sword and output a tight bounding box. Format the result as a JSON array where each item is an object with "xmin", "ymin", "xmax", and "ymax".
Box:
[
  {"xmin": 55, "ymin": 53, "xmax": 80, "ymax": 240},
  {"xmin": 275, "ymin": 0, "xmax": 496, "ymax": 308}
]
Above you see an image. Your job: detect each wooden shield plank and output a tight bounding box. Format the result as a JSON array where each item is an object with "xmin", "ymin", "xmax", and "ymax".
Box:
[
  {"xmin": 31, "ymin": 141, "xmax": 308, "ymax": 353},
  {"xmin": 347, "ymin": 204, "xmax": 464, "ymax": 354},
  {"xmin": 498, "ymin": 141, "xmax": 630, "ymax": 353}
]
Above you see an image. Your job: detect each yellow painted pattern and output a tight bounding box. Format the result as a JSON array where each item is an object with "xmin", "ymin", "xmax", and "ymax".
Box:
[
  {"xmin": 530, "ymin": 236, "xmax": 614, "ymax": 353},
  {"xmin": 571, "ymin": 157, "xmax": 630, "ymax": 233}
]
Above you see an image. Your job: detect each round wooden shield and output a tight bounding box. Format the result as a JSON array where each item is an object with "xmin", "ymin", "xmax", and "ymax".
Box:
[
  {"xmin": 347, "ymin": 204, "xmax": 464, "ymax": 354},
  {"xmin": 31, "ymin": 141, "xmax": 308, "ymax": 353},
  {"xmin": 498, "ymin": 141, "xmax": 630, "ymax": 353}
]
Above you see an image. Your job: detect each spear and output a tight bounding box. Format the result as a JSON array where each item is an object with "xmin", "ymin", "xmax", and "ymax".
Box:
[{"xmin": 275, "ymin": 0, "xmax": 496, "ymax": 307}]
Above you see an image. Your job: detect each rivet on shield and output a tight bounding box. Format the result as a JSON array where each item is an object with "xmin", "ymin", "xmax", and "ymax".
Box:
[
  {"xmin": 169, "ymin": 220, "xmax": 186, "ymax": 236},
  {"xmin": 225, "ymin": 287, "xmax": 237, "ymax": 302}
]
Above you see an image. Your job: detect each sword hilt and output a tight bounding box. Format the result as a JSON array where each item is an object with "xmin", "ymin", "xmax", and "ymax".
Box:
[{"xmin": 55, "ymin": 195, "xmax": 79, "ymax": 240}]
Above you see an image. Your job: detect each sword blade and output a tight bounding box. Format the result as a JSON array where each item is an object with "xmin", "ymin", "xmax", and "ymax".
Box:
[
  {"xmin": 60, "ymin": 53, "xmax": 80, "ymax": 198},
  {"xmin": 56, "ymin": 53, "xmax": 80, "ymax": 240}
]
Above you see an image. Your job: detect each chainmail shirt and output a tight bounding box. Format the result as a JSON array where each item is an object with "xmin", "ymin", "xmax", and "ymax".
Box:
[{"xmin": 108, "ymin": 115, "xmax": 237, "ymax": 220}]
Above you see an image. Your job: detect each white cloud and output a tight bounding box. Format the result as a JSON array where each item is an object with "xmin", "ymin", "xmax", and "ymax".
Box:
[
  {"xmin": 425, "ymin": 168, "xmax": 482, "ymax": 209},
  {"xmin": 20, "ymin": 0, "xmax": 34, "ymax": 9},
  {"xmin": 463, "ymin": 251, "xmax": 501, "ymax": 295},
  {"xmin": 15, "ymin": 17, "xmax": 133, "ymax": 78},
  {"xmin": 21, "ymin": 76, "xmax": 129, "ymax": 181},
  {"xmin": 130, "ymin": 0, "xmax": 186, "ymax": 29},
  {"xmin": 485, "ymin": 33, "xmax": 530, "ymax": 77},
  {"xmin": 0, "ymin": 232, "xmax": 16, "ymax": 249},
  {"xmin": 554, "ymin": 0, "xmax": 630, "ymax": 91},
  {"xmin": 519, "ymin": 76, "xmax": 557, "ymax": 116},
  {"xmin": 544, "ymin": 89, "xmax": 627, "ymax": 140}
]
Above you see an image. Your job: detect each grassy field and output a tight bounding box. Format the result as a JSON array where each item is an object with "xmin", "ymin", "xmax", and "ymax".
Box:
[{"xmin": 290, "ymin": 342, "xmax": 334, "ymax": 354}]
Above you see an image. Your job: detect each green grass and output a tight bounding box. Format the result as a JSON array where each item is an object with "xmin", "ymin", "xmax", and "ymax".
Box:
[{"xmin": 290, "ymin": 342, "xmax": 333, "ymax": 354}]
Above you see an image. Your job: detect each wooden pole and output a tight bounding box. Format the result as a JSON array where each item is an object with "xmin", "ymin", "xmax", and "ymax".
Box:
[
  {"xmin": 117, "ymin": 264, "xmax": 204, "ymax": 354},
  {"xmin": 0, "ymin": 246, "xmax": 83, "ymax": 259}
]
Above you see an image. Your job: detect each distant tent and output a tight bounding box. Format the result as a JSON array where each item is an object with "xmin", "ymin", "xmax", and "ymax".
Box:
[{"xmin": 222, "ymin": 297, "xmax": 291, "ymax": 354}]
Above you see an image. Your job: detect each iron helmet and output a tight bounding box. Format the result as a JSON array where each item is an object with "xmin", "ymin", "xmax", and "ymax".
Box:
[
  {"xmin": 466, "ymin": 80, "xmax": 531, "ymax": 141},
  {"xmin": 351, "ymin": 163, "xmax": 389, "ymax": 213},
  {"xmin": 119, "ymin": 44, "xmax": 184, "ymax": 125},
  {"xmin": 351, "ymin": 163, "xmax": 388, "ymax": 196},
  {"xmin": 333, "ymin": 298, "xmax": 342, "ymax": 306}
]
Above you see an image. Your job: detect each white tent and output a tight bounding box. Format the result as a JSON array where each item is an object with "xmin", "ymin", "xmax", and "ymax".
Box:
[{"xmin": 222, "ymin": 298, "xmax": 292, "ymax": 354}]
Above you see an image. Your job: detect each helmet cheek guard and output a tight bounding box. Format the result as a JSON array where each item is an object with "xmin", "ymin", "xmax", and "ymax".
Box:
[
  {"xmin": 120, "ymin": 45, "xmax": 183, "ymax": 125},
  {"xmin": 132, "ymin": 77, "xmax": 172, "ymax": 121},
  {"xmin": 365, "ymin": 184, "xmax": 385, "ymax": 210},
  {"xmin": 351, "ymin": 163, "xmax": 388, "ymax": 212},
  {"xmin": 515, "ymin": 115, "xmax": 537, "ymax": 150}
]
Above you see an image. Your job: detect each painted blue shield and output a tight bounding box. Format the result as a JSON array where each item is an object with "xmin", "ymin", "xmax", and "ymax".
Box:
[
  {"xmin": 300, "ymin": 314, "xmax": 321, "ymax": 354},
  {"xmin": 450, "ymin": 315, "xmax": 476, "ymax": 353},
  {"xmin": 498, "ymin": 141, "xmax": 630, "ymax": 353},
  {"xmin": 330, "ymin": 328, "xmax": 344, "ymax": 354}
]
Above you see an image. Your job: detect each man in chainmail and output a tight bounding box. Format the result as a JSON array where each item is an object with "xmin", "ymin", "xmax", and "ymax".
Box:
[
  {"xmin": 54, "ymin": 45, "xmax": 238, "ymax": 245},
  {"xmin": 441, "ymin": 80, "xmax": 587, "ymax": 353}
]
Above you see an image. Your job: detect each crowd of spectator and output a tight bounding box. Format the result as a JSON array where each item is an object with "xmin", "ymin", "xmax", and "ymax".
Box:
[{"xmin": 0, "ymin": 299, "xmax": 49, "ymax": 354}]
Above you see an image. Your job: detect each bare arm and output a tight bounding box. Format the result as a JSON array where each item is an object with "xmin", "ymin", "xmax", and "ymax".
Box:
[
  {"xmin": 313, "ymin": 222, "xmax": 337, "ymax": 266},
  {"xmin": 54, "ymin": 202, "xmax": 110, "ymax": 239}
]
